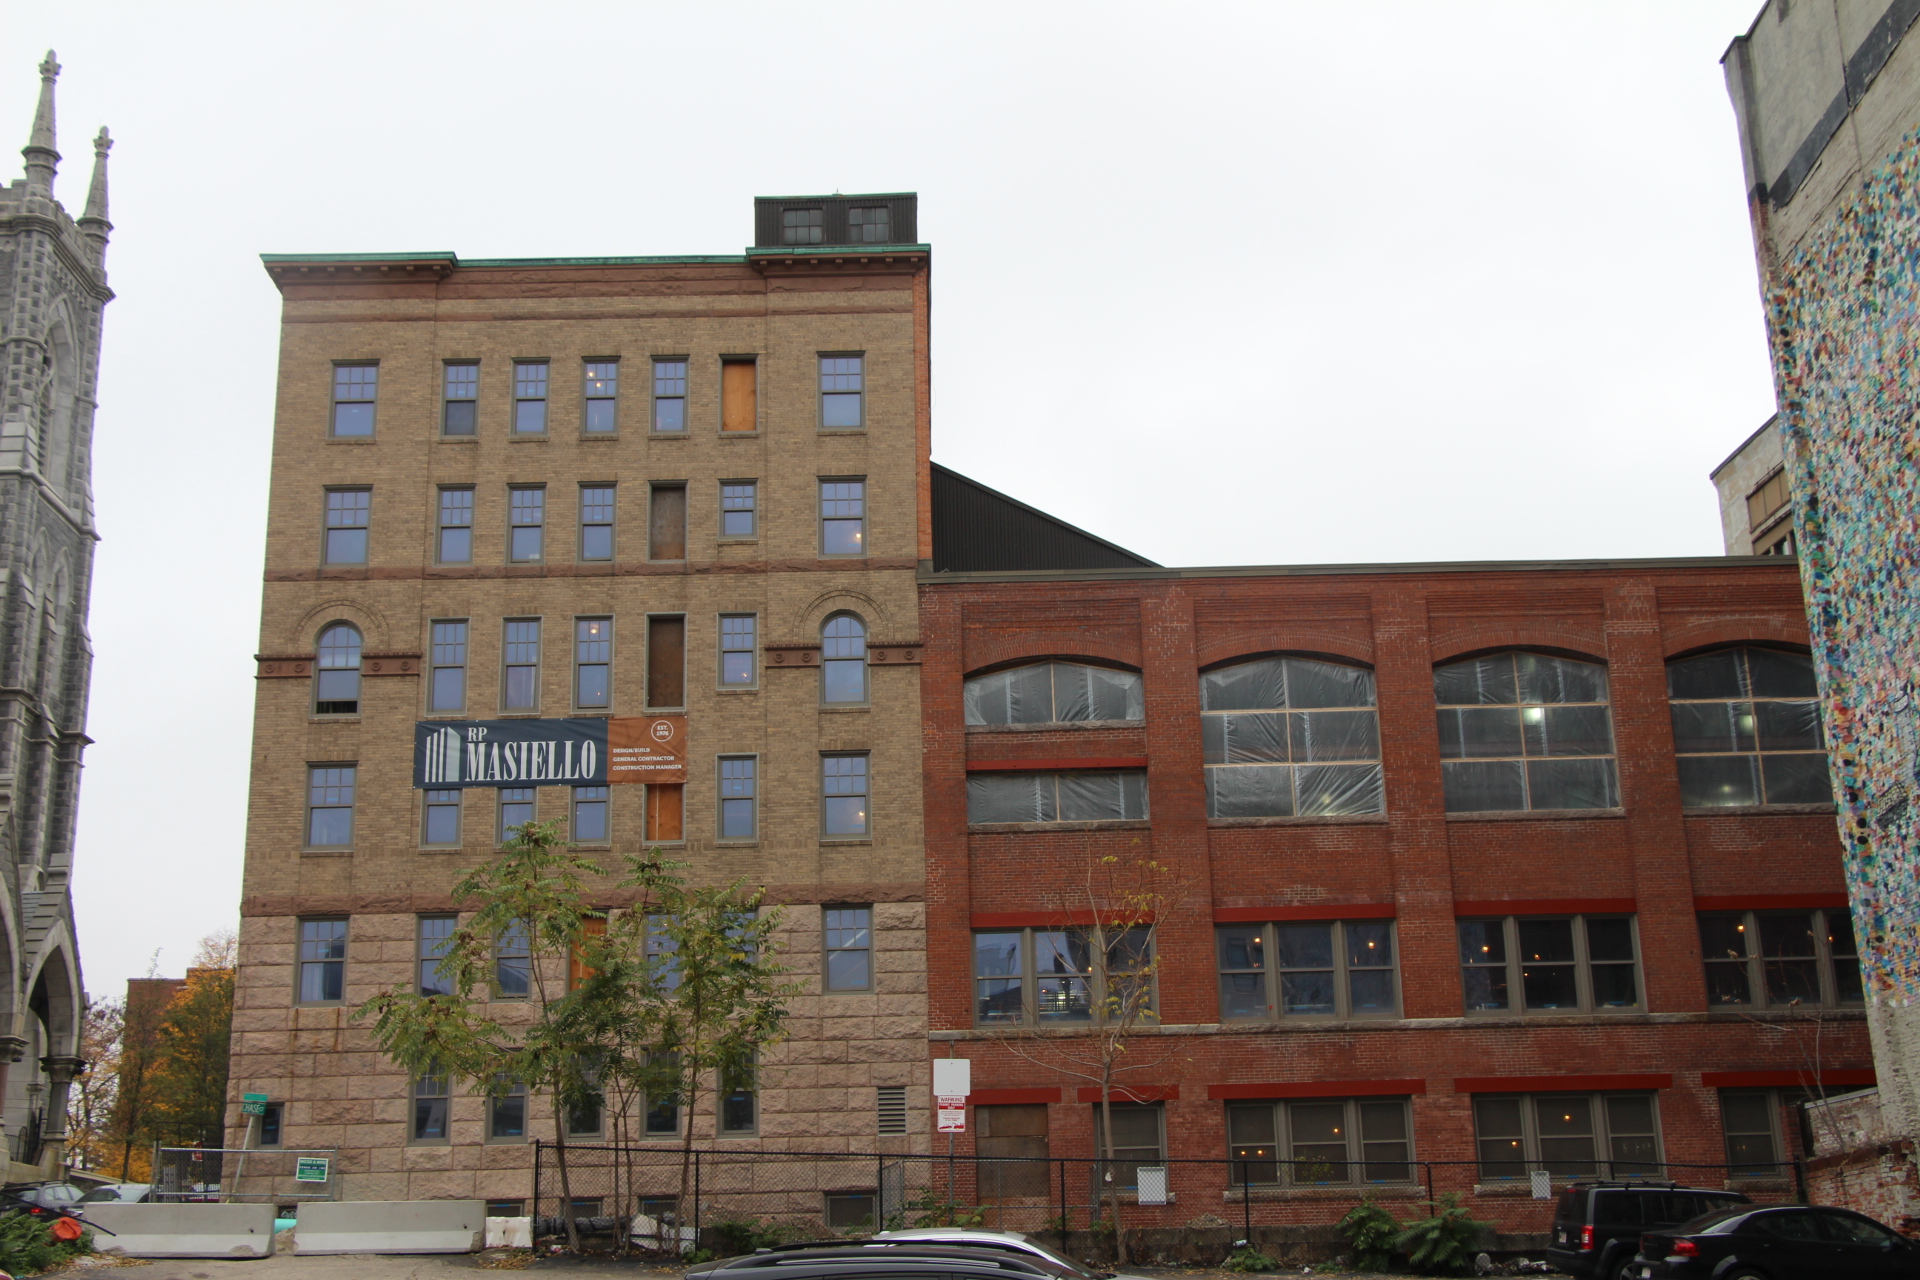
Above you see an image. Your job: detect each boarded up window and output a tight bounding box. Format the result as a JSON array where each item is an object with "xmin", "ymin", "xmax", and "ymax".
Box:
[
  {"xmin": 570, "ymin": 915, "xmax": 607, "ymax": 990},
  {"xmin": 1747, "ymin": 470, "xmax": 1790, "ymax": 530},
  {"xmin": 646, "ymin": 785, "xmax": 684, "ymax": 841},
  {"xmin": 722, "ymin": 361, "xmax": 757, "ymax": 433},
  {"xmin": 977, "ymin": 1104, "xmax": 1050, "ymax": 1197},
  {"xmin": 650, "ymin": 485, "xmax": 687, "ymax": 560},
  {"xmin": 647, "ymin": 617, "xmax": 685, "ymax": 708}
]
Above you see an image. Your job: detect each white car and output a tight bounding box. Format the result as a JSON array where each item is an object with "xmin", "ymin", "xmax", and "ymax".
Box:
[
  {"xmin": 872, "ymin": 1227, "xmax": 1151, "ymax": 1280},
  {"xmin": 76, "ymin": 1183, "xmax": 150, "ymax": 1206}
]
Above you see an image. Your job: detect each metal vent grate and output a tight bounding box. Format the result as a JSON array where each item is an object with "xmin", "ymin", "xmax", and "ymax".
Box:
[{"xmin": 877, "ymin": 1086, "xmax": 908, "ymax": 1134}]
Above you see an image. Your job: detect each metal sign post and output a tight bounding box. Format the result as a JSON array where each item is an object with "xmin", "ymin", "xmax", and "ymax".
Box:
[{"xmin": 933, "ymin": 1059, "xmax": 970, "ymax": 1208}]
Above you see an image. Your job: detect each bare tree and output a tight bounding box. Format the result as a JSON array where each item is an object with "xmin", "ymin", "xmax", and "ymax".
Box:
[{"xmin": 984, "ymin": 854, "xmax": 1191, "ymax": 1265}]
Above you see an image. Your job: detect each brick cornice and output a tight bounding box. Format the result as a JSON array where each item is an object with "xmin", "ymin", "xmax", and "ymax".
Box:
[{"xmin": 268, "ymin": 557, "xmax": 918, "ymax": 583}]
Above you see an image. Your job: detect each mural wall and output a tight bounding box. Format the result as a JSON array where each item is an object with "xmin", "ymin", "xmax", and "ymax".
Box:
[{"xmin": 1772, "ymin": 129, "xmax": 1920, "ymax": 1013}]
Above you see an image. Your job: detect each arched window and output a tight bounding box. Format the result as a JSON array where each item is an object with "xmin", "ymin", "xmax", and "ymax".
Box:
[
  {"xmin": 1667, "ymin": 646, "xmax": 1830, "ymax": 808},
  {"xmin": 1435, "ymin": 652, "xmax": 1617, "ymax": 812},
  {"xmin": 315, "ymin": 624, "xmax": 363, "ymax": 716},
  {"xmin": 822, "ymin": 614, "xmax": 867, "ymax": 704},
  {"xmin": 1200, "ymin": 655, "xmax": 1382, "ymax": 817},
  {"xmin": 966, "ymin": 661, "xmax": 1144, "ymax": 726}
]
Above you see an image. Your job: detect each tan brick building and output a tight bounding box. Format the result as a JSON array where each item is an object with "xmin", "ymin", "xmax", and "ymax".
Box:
[{"xmin": 229, "ymin": 196, "xmax": 941, "ymax": 1205}]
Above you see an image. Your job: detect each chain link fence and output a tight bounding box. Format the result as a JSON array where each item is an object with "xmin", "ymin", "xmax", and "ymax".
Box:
[
  {"xmin": 152, "ymin": 1147, "xmax": 339, "ymax": 1203},
  {"xmin": 532, "ymin": 1143, "xmax": 1808, "ymax": 1257}
]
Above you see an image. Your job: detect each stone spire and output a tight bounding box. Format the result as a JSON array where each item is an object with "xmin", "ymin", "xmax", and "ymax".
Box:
[
  {"xmin": 78, "ymin": 127, "xmax": 110, "ymax": 260},
  {"xmin": 21, "ymin": 51, "xmax": 58, "ymax": 192}
]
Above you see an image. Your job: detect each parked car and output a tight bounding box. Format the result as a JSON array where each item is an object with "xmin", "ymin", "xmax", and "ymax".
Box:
[
  {"xmin": 75, "ymin": 1183, "xmax": 149, "ymax": 1206},
  {"xmin": 1547, "ymin": 1181, "xmax": 1751, "ymax": 1280},
  {"xmin": 0, "ymin": 1183, "xmax": 86, "ymax": 1213},
  {"xmin": 1632, "ymin": 1203, "xmax": 1920, "ymax": 1278},
  {"xmin": 687, "ymin": 1245, "xmax": 1082, "ymax": 1280},
  {"xmin": 872, "ymin": 1227, "xmax": 1146, "ymax": 1280}
]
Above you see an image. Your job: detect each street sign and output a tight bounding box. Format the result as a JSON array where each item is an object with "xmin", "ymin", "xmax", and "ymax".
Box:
[
  {"xmin": 241, "ymin": 1093, "xmax": 269, "ymax": 1103},
  {"xmin": 294, "ymin": 1157, "xmax": 330, "ymax": 1183},
  {"xmin": 240, "ymin": 1102, "xmax": 266, "ymax": 1116},
  {"xmin": 932, "ymin": 1059, "xmax": 971, "ymax": 1098},
  {"xmin": 936, "ymin": 1096, "xmax": 966, "ymax": 1133}
]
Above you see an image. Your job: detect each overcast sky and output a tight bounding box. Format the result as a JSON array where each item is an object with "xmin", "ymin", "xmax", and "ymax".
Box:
[{"xmin": 7, "ymin": 1, "xmax": 1777, "ymax": 999}]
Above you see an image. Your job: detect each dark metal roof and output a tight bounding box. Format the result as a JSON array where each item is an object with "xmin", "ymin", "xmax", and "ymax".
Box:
[{"xmin": 929, "ymin": 463, "xmax": 1157, "ymax": 573}]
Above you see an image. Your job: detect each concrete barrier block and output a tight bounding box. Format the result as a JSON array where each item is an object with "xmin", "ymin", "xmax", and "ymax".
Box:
[
  {"xmin": 293, "ymin": 1199, "xmax": 485, "ymax": 1254},
  {"xmin": 85, "ymin": 1203, "xmax": 278, "ymax": 1258},
  {"xmin": 486, "ymin": 1216, "xmax": 531, "ymax": 1249}
]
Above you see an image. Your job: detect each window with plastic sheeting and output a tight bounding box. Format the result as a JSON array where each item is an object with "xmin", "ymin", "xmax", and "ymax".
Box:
[
  {"xmin": 1200, "ymin": 656, "xmax": 1383, "ymax": 818},
  {"xmin": 967, "ymin": 770, "xmax": 1148, "ymax": 824},
  {"xmin": 1434, "ymin": 652, "xmax": 1618, "ymax": 813},
  {"xmin": 1667, "ymin": 647, "xmax": 1831, "ymax": 809},
  {"xmin": 965, "ymin": 661, "xmax": 1145, "ymax": 726}
]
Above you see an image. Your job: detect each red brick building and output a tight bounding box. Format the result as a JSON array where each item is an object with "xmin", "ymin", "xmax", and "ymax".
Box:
[{"xmin": 916, "ymin": 555, "xmax": 1869, "ymax": 1231}]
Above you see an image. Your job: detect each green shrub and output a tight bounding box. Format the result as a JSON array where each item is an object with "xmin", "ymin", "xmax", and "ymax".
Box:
[
  {"xmin": 1338, "ymin": 1195, "xmax": 1400, "ymax": 1271},
  {"xmin": 708, "ymin": 1218, "xmax": 808, "ymax": 1256},
  {"xmin": 0, "ymin": 1209, "xmax": 92, "ymax": 1277},
  {"xmin": 1392, "ymin": 1195, "xmax": 1492, "ymax": 1277},
  {"xmin": 1223, "ymin": 1245, "xmax": 1276, "ymax": 1272}
]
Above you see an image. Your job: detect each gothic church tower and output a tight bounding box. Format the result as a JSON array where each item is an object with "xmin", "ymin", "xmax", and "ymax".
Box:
[{"xmin": 0, "ymin": 52, "xmax": 109, "ymax": 1176}]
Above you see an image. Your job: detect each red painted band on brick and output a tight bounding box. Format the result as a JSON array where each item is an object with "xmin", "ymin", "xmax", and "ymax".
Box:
[
  {"xmin": 1452, "ymin": 899, "xmax": 1637, "ymax": 917},
  {"xmin": 1693, "ymin": 893, "xmax": 1850, "ymax": 911},
  {"xmin": 971, "ymin": 911, "xmax": 1157, "ymax": 928},
  {"xmin": 1213, "ymin": 904, "xmax": 1396, "ymax": 923},
  {"xmin": 1700, "ymin": 1069, "xmax": 1875, "ymax": 1088},
  {"xmin": 970, "ymin": 1087, "xmax": 1062, "ymax": 1105},
  {"xmin": 1454, "ymin": 1074, "xmax": 1672, "ymax": 1093},
  {"xmin": 1208, "ymin": 1080, "xmax": 1426, "ymax": 1100},
  {"xmin": 966, "ymin": 758, "xmax": 1150, "ymax": 773},
  {"xmin": 1076, "ymin": 1085, "xmax": 1178, "ymax": 1103}
]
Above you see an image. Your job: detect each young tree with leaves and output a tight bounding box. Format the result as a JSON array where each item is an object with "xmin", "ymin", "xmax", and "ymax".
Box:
[
  {"xmin": 149, "ymin": 933, "xmax": 237, "ymax": 1150},
  {"xmin": 985, "ymin": 854, "xmax": 1190, "ymax": 1265},
  {"xmin": 66, "ymin": 998, "xmax": 122, "ymax": 1173}
]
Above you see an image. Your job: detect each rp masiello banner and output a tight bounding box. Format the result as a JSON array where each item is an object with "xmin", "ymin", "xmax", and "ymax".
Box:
[{"xmin": 414, "ymin": 717, "xmax": 685, "ymax": 789}]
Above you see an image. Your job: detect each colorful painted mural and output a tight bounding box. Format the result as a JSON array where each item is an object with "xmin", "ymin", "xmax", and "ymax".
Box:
[{"xmin": 1772, "ymin": 129, "xmax": 1920, "ymax": 1003}]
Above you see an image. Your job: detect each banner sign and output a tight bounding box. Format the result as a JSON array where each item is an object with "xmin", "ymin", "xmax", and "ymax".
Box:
[
  {"xmin": 415, "ymin": 718, "xmax": 685, "ymax": 788},
  {"xmin": 609, "ymin": 716, "xmax": 687, "ymax": 784}
]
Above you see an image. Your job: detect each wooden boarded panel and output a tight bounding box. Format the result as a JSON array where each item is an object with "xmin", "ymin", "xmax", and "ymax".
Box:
[
  {"xmin": 647, "ymin": 616, "xmax": 685, "ymax": 708},
  {"xmin": 570, "ymin": 916, "xmax": 606, "ymax": 990},
  {"xmin": 977, "ymin": 1104, "xmax": 1050, "ymax": 1197},
  {"xmin": 722, "ymin": 361, "xmax": 757, "ymax": 433},
  {"xmin": 650, "ymin": 485, "xmax": 687, "ymax": 560},
  {"xmin": 646, "ymin": 784, "xmax": 684, "ymax": 841}
]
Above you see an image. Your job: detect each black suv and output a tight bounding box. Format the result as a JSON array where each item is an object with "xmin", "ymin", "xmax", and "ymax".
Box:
[
  {"xmin": 687, "ymin": 1245, "xmax": 1083, "ymax": 1280},
  {"xmin": 1546, "ymin": 1182, "xmax": 1751, "ymax": 1280}
]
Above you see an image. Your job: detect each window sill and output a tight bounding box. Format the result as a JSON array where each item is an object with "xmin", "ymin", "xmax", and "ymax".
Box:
[
  {"xmin": 967, "ymin": 720, "xmax": 1144, "ymax": 734},
  {"xmin": 821, "ymin": 838, "xmax": 873, "ymax": 846},
  {"xmin": 407, "ymin": 1141, "xmax": 452, "ymax": 1148},
  {"xmin": 717, "ymin": 431, "xmax": 761, "ymax": 440},
  {"xmin": 646, "ymin": 706, "xmax": 689, "ymax": 715},
  {"xmin": 650, "ymin": 431, "xmax": 689, "ymax": 440},
  {"xmin": 308, "ymin": 716, "xmax": 361, "ymax": 724},
  {"xmin": 717, "ymin": 537, "xmax": 760, "ymax": 545},
  {"xmin": 1681, "ymin": 803, "xmax": 1836, "ymax": 817},
  {"xmin": 1462, "ymin": 1008, "xmax": 1645, "ymax": 1023},
  {"xmin": 574, "ymin": 842, "xmax": 612, "ymax": 850},
  {"xmin": 1226, "ymin": 1185, "xmax": 1419, "ymax": 1203},
  {"xmin": 969, "ymin": 820, "xmax": 1151, "ymax": 834},
  {"xmin": 1209, "ymin": 815, "xmax": 1388, "ymax": 828},
  {"xmin": 1445, "ymin": 808, "xmax": 1626, "ymax": 822},
  {"xmin": 1704, "ymin": 1006, "xmax": 1864, "ymax": 1021},
  {"xmin": 716, "ymin": 841, "xmax": 760, "ymax": 848},
  {"xmin": 296, "ymin": 1002, "xmax": 346, "ymax": 1009},
  {"xmin": 818, "ymin": 428, "xmax": 868, "ymax": 437},
  {"xmin": 508, "ymin": 435, "xmax": 550, "ymax": 443},
  {"xmin": 579, "ymin": 434, "xmax": 620, "ymax": 442},
  {"xmin": 419, "ymin": 844, "xmax": 462, "ymax": 853},
  {"xmin": 717, "ymin": 686, "xmax": 761, "ymax": 694},
  {"xmin": 326, "ymin": 437, "xmax": 378, "ymax": 445},
  {"xmin": 1220, "ymin": 1013, "xmax": 1404, "ymax": 1028},
  {"xmin": 301, "ymin": 847, "xmax": 353, "ymax": 857},
  {"xmin": 820, "ymin": 704, "xmax": 871, "ymax": 713},
  {"xmin": 437, "ymin": 436, "xmax": 478, "ymax": 444}
]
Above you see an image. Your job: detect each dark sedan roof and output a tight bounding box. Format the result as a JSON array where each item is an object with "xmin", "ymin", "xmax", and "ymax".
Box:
[{"xmin": 693, "ymin": 1245, "xmax": 1072, "ymax": 1276}]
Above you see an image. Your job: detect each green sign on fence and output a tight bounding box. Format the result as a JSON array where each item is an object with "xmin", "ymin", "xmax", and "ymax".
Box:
[{"xmin": 294, "ymin": 1157, "xmax": 329, "ymax": 1183}]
